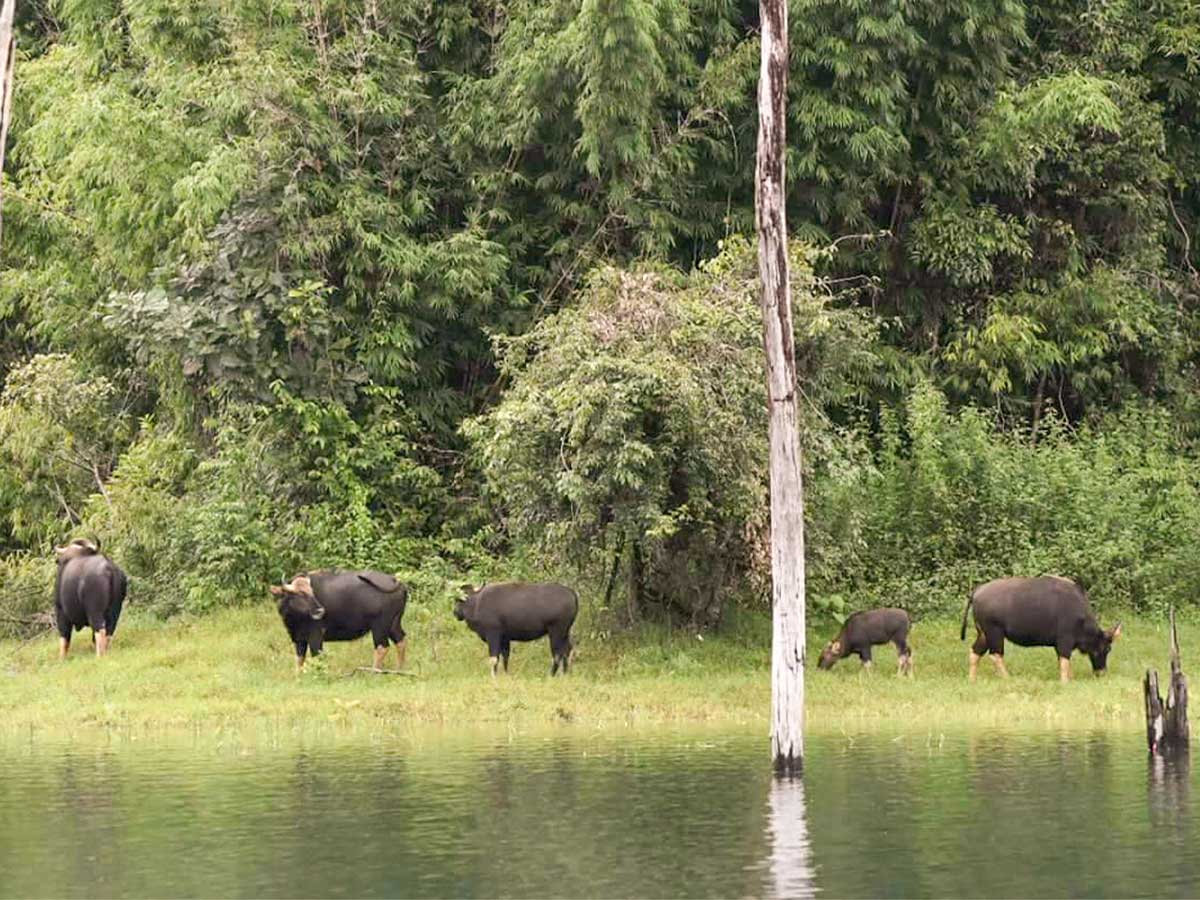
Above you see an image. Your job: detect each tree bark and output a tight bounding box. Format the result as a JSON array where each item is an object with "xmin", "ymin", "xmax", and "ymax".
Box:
[
  {"xmin": 1030, "ymin": 370, "xmax": 1048, "ymax": 446},
  {"xmin": 626, "ymin": 537, "xmax": 643, "ymax": 624},
  {"xmin": 0, "ymin": 0, "xmax": 15, "ymax": 248},
  {"xmin": 1146, "ymin": 605, "xmax": 1189, "ymax": 755},
  {"xmin": 757, "ymin": 0, "xmax": 806, "ymax": 775}
]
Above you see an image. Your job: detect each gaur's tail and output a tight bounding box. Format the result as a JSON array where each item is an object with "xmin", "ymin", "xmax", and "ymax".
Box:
[{"xmin": 959, "ymin": 593, "xmax": 974, "ymax": 641}]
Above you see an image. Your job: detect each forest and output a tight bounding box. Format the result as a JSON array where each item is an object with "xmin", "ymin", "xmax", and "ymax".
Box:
[{"xmin": 1, "ymin": 0, "xmax": 1199, "ymax": 637}]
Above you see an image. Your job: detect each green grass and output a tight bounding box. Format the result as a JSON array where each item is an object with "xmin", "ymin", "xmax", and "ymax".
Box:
[
  {"xmin": 806, "ymin": 612, "xmax": 1173, "ymax": 732},
  {"xmin": 0, "ymin": 604, "xmax": 1184, "ymax": 738}
]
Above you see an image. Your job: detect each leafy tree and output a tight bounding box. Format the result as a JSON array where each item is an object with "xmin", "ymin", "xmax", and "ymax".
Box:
[{"xmin": 466, "ymin": 238, "xmax": 880, "ymax": 627}]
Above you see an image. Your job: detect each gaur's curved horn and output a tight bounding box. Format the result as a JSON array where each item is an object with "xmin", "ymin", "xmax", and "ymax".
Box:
[{"xmin": 90, "ymin": 535, "xmax": 101, "ymax": 553}]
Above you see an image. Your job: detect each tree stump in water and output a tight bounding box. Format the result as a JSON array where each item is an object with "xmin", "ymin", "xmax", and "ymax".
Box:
[{"xmin": 1145, "ymin": 605, "xmax": 1188, "ymax": 756}]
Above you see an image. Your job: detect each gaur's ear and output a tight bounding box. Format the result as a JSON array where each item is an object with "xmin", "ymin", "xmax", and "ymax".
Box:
[{"xmin": 831, "ymin": 640, "xmax": 842, "ymax": 653}]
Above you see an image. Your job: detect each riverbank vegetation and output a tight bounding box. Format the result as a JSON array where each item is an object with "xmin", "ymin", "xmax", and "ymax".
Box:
[
  {"xmin": 2, "ymin": 2, "xmax": 1200, "ymax": 652},
  {"xmin": 0, "ymin": 607, "xmax": 1187, "ymax": 735}
]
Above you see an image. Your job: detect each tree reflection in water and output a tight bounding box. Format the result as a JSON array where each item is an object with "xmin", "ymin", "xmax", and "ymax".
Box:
[
  {"xmin": 767, "ymin": 774, "xmax": 816, "ymax": 899},
  {"xmin": 1148, "ymin": 749, "xmax": 1190, "ymax": 830}
]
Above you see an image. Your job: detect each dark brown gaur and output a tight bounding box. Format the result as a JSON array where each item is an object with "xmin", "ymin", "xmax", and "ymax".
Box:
[
  {"xmin": 53, "ymin": 537, "xmax": 126, "ymax": 658},
  {"xmin": 270, "ymin": 570, "xmax": 408, "ymax": 672},
  {"xmin": 817, "ymin": 607, "xmax": 913, "ymax": 676},
  {"xmin": 961, "ymin": 576, "xmax": 1121, "ymax": 682},
  {"xmin": 454, "ymin": 582, "xmax": 578, "ymax": 677}
]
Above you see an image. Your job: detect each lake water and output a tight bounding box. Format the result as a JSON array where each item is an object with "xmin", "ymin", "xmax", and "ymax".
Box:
[{"xmin": 0, "ymin": 727, "xmax": 1195, "ymax": 898}]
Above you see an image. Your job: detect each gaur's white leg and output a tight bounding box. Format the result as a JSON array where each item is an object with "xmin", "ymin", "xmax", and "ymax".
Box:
[
  {"xmin": 489, "ymin": 656, "xmax": 500, "ymax": 677},
  {"xmin": 991, "ymin": 655, "xmax": 1009, "ymax": 678},
  {"xmin": 1059, "ymin": 657, "xmax": 1071, "ymax": 682},
  {"xmin": 94, "ymin": 629, "xmax": 108, "ymax": 657},
  {"xmin": 372, "ymin": 645, "xmax": 388, "ymax": 671},
  {"xmin": 58, "ymin": 637, "xmax": 69, "ymax": 660},
  {"xmin": 968, "ymin": 651, "xmax": 980, "ymax": 682},
  {"xmin": 393, "ymin": 638, "xmax": 407, "ymax": 670}
]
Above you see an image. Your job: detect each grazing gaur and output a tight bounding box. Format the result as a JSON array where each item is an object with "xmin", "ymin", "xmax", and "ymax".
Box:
[
  {"xmin": 453, "ymin": 582, "xmax": 578, "ymax": 677},
  {"xmin": 817, "ymin": 607, "xmax": 913, "ymax": 675},
  {"xmin": 270, "ymin": 570, "xmax": 408, "ymax": 672},
  {"xmin": 53, "ymin": 537, "xmax": 127, "ymax": 659},
  {"xmin": 961, "ymin": 575, "xmax": 1121, "ymax": 682}
]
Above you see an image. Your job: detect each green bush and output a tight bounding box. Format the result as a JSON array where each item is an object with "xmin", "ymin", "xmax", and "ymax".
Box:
[
  {"xmin": 466, "ymin": 238, "xmax": 881, "ymax": 628},
  {"xmin": 0, "ymin": 554, "xmax": 56, "ymax": 639},
  {"xmin": 809, "ymin": 382, "xmax": 1200, "ymax": 619}
]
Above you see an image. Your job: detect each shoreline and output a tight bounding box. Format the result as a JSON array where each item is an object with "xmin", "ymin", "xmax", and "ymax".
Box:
[{"xmin": 0, "ymin": 605, "xmax": 1183, "ymax": 739}]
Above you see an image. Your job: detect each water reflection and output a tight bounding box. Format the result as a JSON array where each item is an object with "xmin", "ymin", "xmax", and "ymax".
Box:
[
  {"xmin": 2, "ymin": 729, "xmax": 1200, "ymax": 898},
  {"xmin": 1148, "ymin": 749, "xmax": 1191, "ymax": 828},
  {"xmin": 766, "ymin": 775, "xmax": 816, "ymax": 900}
]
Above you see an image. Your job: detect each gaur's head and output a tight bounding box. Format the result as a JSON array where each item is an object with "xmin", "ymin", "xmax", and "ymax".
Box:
[
  {"xmin": 269, "ymin": 575, "xmax": 325, "ymax": 621},
  {"xmin": 453, "ymin": 584, "xmax": 481, "ymax": 621},
  {"xmin": 1086, "ymin": 623, "xmax": 1122, "ymax": 674},
  {"xmin": 817, "ymin": 638, "xmax": 844, "ymax": 670},
  {"xmin": 54, "ymin": 537, "xmax": 100, "ymax": 565}
]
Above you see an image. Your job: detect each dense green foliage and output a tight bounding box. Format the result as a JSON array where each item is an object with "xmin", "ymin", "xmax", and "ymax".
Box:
[
  {"xmin": 467, "ymin": 239, "xmax": 878, "ymax": 626},
  {"xmin": 1, "ymin": 0, "xmax": 1199, "ymax": 633}
]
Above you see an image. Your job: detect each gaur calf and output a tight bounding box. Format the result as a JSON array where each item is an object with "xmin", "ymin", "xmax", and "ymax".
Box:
[
  {"xmin": 453, "ymin": 582, "xmax": 578, "ymax": 677},
  {"xmin": 270, "ymin": 570, "xmax": 408, "ymax": 672},
  {"xmin": 961, "ymin": 575, "xmax": 1121, "ymax": 682},
  {"xmin": 817, "ymin": 607, "xmax": 913, "ymax": 675},
  {"xmin": 54, "ymin": 537, "xmax": 127, "ymax": 659}
]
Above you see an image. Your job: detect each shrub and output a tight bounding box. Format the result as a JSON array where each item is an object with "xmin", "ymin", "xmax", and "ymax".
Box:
[
  {"xmin": 467, "ymin": 238, "xmax": 882, "ymax": 627},
  {"xmin": 809, "ymin": 381, "xmax": 1200, "ymax": 619},
  {"xmin": 0, "ymin": 554, "xmax": 56, "ymax": 639}
]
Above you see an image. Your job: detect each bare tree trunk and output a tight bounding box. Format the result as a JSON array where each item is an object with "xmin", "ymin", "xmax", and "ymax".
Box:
[
  {"xmin": 757, "ymin": 0, "xmax": 806, "ymax": 776},
  {"xmin": 625, "ymin": 538, "xmax": 643, "ymax": 624},
  {"xmin": 1030, "ymin": 370, "xmax": 1048, "ymax": 446},
  {"xmin": 0, "ymin": 0, "xmax": 16, "ymax": 248}
]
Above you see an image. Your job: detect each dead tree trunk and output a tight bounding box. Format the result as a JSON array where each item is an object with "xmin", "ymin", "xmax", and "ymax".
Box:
[
  {"xmin": 625, "ymin": 538, "xmax": 643, "ymax": 625},
  {"xmin": 0, "ymin": 0, "xmax": 15, "ymax": 247},
  {"xmin": 757, "ymin": 0, "xmax": 806, "ymax": 775},
  {"xmin": 1145, "ymin": 605, "xmax": 1189, "ymax": 755}
]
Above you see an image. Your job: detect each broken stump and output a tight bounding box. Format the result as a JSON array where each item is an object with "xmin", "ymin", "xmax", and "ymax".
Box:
[{"xmin": 1145, "ymin": 605, "xmax": 1189, "ymax": 756}]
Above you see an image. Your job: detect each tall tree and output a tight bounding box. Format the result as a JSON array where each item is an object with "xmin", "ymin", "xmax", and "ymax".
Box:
[
  {"xmin": 757, "ymin": 0, "xmax": 806, "ymax": 774},
  {"xmin": 0, "ymin": 0, "xmax": 14, "ymax": 246}
]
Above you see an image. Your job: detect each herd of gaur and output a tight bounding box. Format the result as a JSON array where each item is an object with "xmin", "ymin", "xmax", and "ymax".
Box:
[
  {"xmin": 817, "ymin": 574, "xmax": 1121, "ymax": 682},
  {"xmin": 51, "ymin": 537, "xmax": 578, "ymax": 676},
  {"xmin": 53, "ymin": 537, "xmax": 1121, "ymax": 682}
]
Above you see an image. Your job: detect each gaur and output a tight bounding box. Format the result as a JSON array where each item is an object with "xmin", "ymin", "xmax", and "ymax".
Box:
[
  {"xmin": 453, "ymin": 582, "xmax": 578, "ymax": 677},
  {"xmin": 270, "ymin": 570, "xmax": 408, "ymax": 672},
  {"xmin": 53, "ymin": 537, "xmax": 127, "ymax": 659},
  {"xmin": 961, "ymin": 575, "xmax": 1121, "ymax": 682},
  {"xmin": 817, "ymin": 607, "xmax": 913, "ymax": 675}
]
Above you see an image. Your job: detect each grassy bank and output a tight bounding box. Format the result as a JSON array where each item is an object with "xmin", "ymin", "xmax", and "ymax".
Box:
[{"xmin": 0, "ymin": 605, "xmax": 1187, "ymax": 737}]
